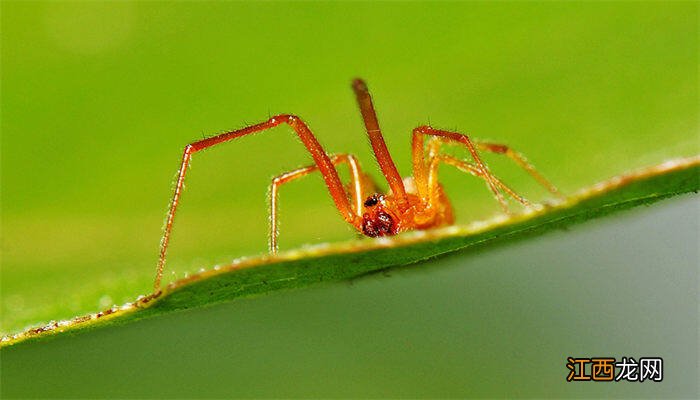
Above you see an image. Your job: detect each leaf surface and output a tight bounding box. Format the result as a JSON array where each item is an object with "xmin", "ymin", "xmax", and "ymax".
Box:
[{"xmin": 2, "ymin": 157, "xmax": 698, "ymax": 347}]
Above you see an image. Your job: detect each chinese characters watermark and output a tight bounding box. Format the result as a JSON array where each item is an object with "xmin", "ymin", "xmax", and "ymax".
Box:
[{"xmin": 566, "ymin": 357, "xmax": 663, "ymax": 382}]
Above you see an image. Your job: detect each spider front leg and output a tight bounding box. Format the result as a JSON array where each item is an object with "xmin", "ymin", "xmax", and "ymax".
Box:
[
  {"xmin": 154, "ymin": 115, "xmax": 360, "ymax": 291},
  {"xmin": 269, "ymin": 154, "xmax": 374, "ymax": 254}
]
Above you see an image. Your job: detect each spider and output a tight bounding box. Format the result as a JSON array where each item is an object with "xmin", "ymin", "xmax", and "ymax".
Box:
[{"xmin": 153, "ymin": 79, "xmax": 560, "ymax": 290}]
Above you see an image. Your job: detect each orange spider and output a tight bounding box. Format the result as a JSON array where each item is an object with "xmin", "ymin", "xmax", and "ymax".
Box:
[{"xmin": 153, "ymin": 79, "xmax": 560, "ymax": 290}]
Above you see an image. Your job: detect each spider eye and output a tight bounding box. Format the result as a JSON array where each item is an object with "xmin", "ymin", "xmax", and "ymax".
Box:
[{"xmin": 363, "ymin": 194, "xmax": 380, "ymax": 207}]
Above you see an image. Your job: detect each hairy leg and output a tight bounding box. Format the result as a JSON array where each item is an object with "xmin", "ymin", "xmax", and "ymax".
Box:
[
  {"xmin": 352, "ymin": 79, "xmax": 409, "ymax": 210},
  {"xmin": 412, "ymin": 126, "xmax": 509, "ymax": 213},
  {"xmin": 154, "ymin": 115, "xmax": 359, "ymax": 291},
  {"xmin": 475, "ymin": 141, "xmax": 561, "ymax": 197},
  {"xmin": 269, "ymin": 154, "xmax": 369, "ymax": 254},
  {"xmin": 428, "ymin": 154, "xmax": 531, "ymax": 207}
]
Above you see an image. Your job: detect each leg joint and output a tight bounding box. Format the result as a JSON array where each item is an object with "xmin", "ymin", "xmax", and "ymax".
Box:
[
  {"xmin": 269, "ymin": 114, "xmax": 301, "ymax": 126},
  {"xmin": 413, "ymin": 125, "xmax": 431, "ymax": 134}
]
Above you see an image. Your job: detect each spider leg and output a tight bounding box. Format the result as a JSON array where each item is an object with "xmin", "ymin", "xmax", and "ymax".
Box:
[
  {"xmin": 474, "ymin": 142, "xmax": 562, "ymax": 197},
  {"xmin": 424, "ymin": 138, "xmax": 529, "ymax": 206},
  {"xmin": 154, "ymin": 115, "xmax": 360, "ymax": 291},
  {"xmin": 270, "ymin": 154, "xmax": 370, "ymax": 254},
  {"xmin": 352, "ymin": 79, "xmax": 409, "ymax": 210},
  {"xmin": 428, "ymin": 154, "xmax": 531, "ymax": 207},
  {"xmin": 412, "ymin": 126, "xmax": 509, "ymax": 213}
]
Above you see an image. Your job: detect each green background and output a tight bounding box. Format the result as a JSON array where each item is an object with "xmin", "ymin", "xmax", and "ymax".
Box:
[{"xmin": 1, "ymin": 1, "xmax": 697, "ymax": 398}]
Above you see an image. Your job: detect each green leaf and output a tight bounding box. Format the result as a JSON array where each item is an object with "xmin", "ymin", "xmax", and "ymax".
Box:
[{"xmin": 3, "ymin": 156, "xmax": 698, "ymax": 348}]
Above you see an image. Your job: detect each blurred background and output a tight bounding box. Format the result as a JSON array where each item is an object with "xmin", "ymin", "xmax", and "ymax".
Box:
[{"xmin": 1, "ymin": 1, "xmax": 697, "ymax": 398}]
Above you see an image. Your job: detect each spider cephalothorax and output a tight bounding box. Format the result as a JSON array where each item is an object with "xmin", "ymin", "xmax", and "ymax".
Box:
[{"xmin": 360, "ymin": 194, "xmax": 399, "ymax": 237}]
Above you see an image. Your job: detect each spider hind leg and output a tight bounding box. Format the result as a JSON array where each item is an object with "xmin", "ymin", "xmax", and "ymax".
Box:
[
  {"xmin": 475, "ymin": 141, "xmax": 561, "ymax": 198},
  {"xmin": 413, "ymin": 127, "xmax": 561, "ymax": 217}
]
